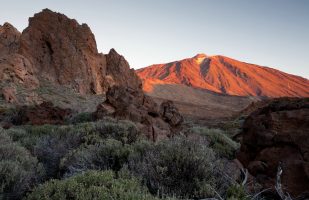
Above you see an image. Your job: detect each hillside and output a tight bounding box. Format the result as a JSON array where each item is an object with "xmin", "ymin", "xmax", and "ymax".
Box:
[{"xmin": 137, "ymin": 54, "xmax": 309, "ymax": 98}]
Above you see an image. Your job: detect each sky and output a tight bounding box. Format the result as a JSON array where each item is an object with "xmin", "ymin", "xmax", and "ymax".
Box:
[{"xmin": 0, "ymin": 0, "xmax": 308, "ymax": 78}]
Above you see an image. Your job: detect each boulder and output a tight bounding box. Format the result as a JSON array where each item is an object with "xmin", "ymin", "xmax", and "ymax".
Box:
[
  {"xmin": 160, "ymin": 100, "xmax": 183, "ymax": 126},
  {"xmin": 237, "ymin": 98, "xmax": 309, "ymax": 198},
  {"xmin": 93, "ymin": 86, "xmax": 183, "ymax": 141},
  {"xmin": 13, "ymin": 101, "xmax": 72, "ymax": 125}
]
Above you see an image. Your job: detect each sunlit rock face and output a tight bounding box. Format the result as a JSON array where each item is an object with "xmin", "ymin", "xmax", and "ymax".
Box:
[
  {"xmin": 137, "ymin": 54, "xmax": 309, "ymax": 98},
  {"xmin": 1, "ymin": 9, "xmax": 142, "ymax": 95}
]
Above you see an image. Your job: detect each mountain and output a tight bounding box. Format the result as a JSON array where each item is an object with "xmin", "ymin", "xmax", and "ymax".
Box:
[{"xmin": 137, "ymin": 54, "xmax": 309, "ymax": 98}]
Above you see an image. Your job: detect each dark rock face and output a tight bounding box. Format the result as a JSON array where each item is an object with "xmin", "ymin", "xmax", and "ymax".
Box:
[
  {"xmin": 93, "ymin": 86, "xmax": 183, "ymax": 141},
  {"xmin": 13, "ymin": 101, "xmax": 72, "ymax": 125},
  {"xmin": 238, "ymin": 98, "xmax": 309, "ymax": 198}
]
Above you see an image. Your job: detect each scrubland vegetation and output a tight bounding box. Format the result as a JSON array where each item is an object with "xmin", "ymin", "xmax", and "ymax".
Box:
[{"xmin": 1, "ymin": 116, "xmax": 256, "ymax": 200}]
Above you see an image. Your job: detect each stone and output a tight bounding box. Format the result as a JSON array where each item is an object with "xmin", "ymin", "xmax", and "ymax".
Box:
[
  {"xmin": 93, "ymin": 85, "xmax": 183, "ymax": 141},
  {"xmin": 13, "ymin": 101, "xmax": 72, "ymax": 125},
  {"xmin": 160, "ymin": 100, "xmax": 183, "ymax": 126},
  {"xmin": 237, "ymin": 97, "xmax": 309, "ymax": 198}
]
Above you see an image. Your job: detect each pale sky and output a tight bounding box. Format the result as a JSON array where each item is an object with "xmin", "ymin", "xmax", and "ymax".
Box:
[{"xmin": 0, "ymin": 0, "xmax": 308, "ymax": 78}]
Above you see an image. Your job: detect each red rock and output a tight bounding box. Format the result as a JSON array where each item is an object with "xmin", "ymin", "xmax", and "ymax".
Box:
[
  {"xmin": 0, "ymin": 8, "xmax": 143, "ymax": 104},
  {"xmin": 0, "ymin": 22, "xmax": 21, "ymax": 55},
  {"xmin": 237, "ymin": 98, "xmax": 309, "ymax": 197},
  {"xmin": 93, "ymin": 86, "xmax": 183, "ymax": 141},
  {"xmin": 14, "ymin": 101, "xmax": 72, "ymax": 125}
]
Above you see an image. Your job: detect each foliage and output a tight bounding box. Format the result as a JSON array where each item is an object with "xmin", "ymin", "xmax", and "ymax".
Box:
[
  {"xmin": 190, "ymin": 127, "xmax": 240, "ymax": 159},
  {"xmin": 66, "ymin": 112, "xmax": 94, "ymax": 124},
  {"xmin": 25, "ymin": 170, "xmax": 167, "ymax": 200},
  {"xmin": 0, "ymin": 129, "xmax": 44, "ymax": 200},
  {"xmin": 226, "ymin": 184, "xmax": 248, "ymax": 200},
  {"xmin": 93, "ymin": 119, "xmax": 139, "ymax": 144},
  {"xmin": 60, "ymin": 139, "xmax": 132, "ymax": 177},
  {"xmin": 129, "ymin": 136, "xmax": 221, "ymax": 199}
]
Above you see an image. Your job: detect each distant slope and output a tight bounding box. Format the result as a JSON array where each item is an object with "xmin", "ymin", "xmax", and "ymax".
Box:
[
  {"xmin": 142, "ymin": 78, "xmax": 255, "ymax": 120},
  {"xmin": 137, "ymin": 54, "xmax": 309, "ymax": 97}
]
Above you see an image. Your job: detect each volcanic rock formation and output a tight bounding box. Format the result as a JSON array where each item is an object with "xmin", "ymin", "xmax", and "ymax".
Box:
[
  {"xmin": 0, "ymin": 9, "xmax": 183, "ymax": 139},
  {"xmin": 238, "ymin": 98, "xmax": 309, "ymax": 198},
  {"xmin": 93, "ymin": 86, "xmax": 183, "ymax": 141},
  {"xmin": 1, "ymin": 9, "xmax": 141, "ymax": 96},
  {"xmin": 137, "ymin": 54, "xmax": 309, "ymax": 98}
]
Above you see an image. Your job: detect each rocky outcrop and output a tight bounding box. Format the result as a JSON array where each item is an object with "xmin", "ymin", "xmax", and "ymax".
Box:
[
  {"xmin": 237, "ymin": 98, "xmax": 309, "ymax": 198},
  {"xmin": 18, "ymin": 9, "xmax": 107, "ymax": 94},
  {"xmin": 106, "ymin": 49, "xmax": 142, "ymax": 90},
  {"xmin": 0, "ymin": 22, "xmax": 20, "ymax": 55},
  {"xmin": 13, "ymin": 101, "xmax": 72, "ymax": 125},
  {"xmin": 0, "ymin": 54, "xmax": 39, "ymax": 89},
  {"xmin": 1, "ymin": 9, "xmax": 142, "ymax": 97},
  {"xmin": 160, "ymin": 101, "xmax": 183, "ymax": 126},
  {"xmin": 93, "ymin": 86, "xmax": 183, "ymax": 141},
  {"xmin": 0, "ymin": 22, "xmax": 39, "ymax": 90},
  {"xmin": 0, "ymin": 9, "xmax": 182, "ymax": 139}
]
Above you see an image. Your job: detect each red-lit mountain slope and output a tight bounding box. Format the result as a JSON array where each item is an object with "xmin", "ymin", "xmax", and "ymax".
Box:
[{"xmin": 137, "ymin": 54, "xmax": 309, "ymax": 97}]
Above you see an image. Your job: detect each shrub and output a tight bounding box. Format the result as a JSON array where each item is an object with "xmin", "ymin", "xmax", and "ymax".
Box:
[
  {"xmin": 33, "ymin": 131, "xmax": 84, "ymax": 178},
  {"xmin": 94, "ymin": 119, "xmax": 139, "ymax": 144},
  {"xmin": 0, "ymin": 107, "xmax": 19, "ymax": 124},
  {"xmin": 25, "ymin": 170, "xmax": 166, "ymax": 200},
  {"xmin": 129, "ymin": 136, "xmax": 220, "ymax": 199},
  {"xmin": 67, "ymin": 112, "xmax": 94, "ymax": 124},
  {"xmin": 190, "ymin": 127, "xmax": 240, "ymax": 159},
  {"xmin": 60, "ymin": 139, "xmax": 132, "ymax": 177},
  {"xmin": 226, "ymin": 184, "xmax": 248, "ymax": 200},
  {"xmin": 0, "ymin": 129, "xmax": 44, "ymax": 199}
]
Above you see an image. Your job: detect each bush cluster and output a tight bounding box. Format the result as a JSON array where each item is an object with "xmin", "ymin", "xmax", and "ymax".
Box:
[
  {"xmin": 190, "ymin": 127, "xmax": 240, "ymax": 159},
  {"xmin": 1, "ymin": 118, "xmax": 249, "ymax": 199},
  {"xmin": 0, "ymin": 128, "xmax": 44, "ymax": 200},
  {"xmin": 25, "ymin": 170, "xmax": 167, "ymax": 200},
  {"xmin": 129, "ymin": 136, "xmax": 220, "ymax": 199}
]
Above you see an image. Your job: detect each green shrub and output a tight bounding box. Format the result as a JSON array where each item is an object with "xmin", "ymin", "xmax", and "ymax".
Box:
[
  {"xmin": 190, "ymin": 127, "xmax": 240, "ymax": 159},
  {"xmin": 6, "ymin": 120, "xmax": 140, "ymax": 179},
  {"xmin": 33, "ymin": 131, "xmax": 84, "ymax": 178},
  {"xmin": 60, "ymin": 139, "xmax": 132, "ymax": 177},
  {"xmin": 0, "ymin": 129, "xmax": 44, "ymax": 199},
  {"xmin": 94, "ymin": 120, "xmax": 139, "ymax": 144},
  {"xmin": 67, "ymin": 112, "xmax": 94, "ymax": 124},
  {"xmin": 25, "ymin": 170, "xmax": 166, "ymax": 200},
  {"xmin": 226, "ymin": 184, "xmax": 248, "ymax": 200},
  {"xmin": 129, "ymin": 136, "xmax": 219, "ymax": 199}
]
